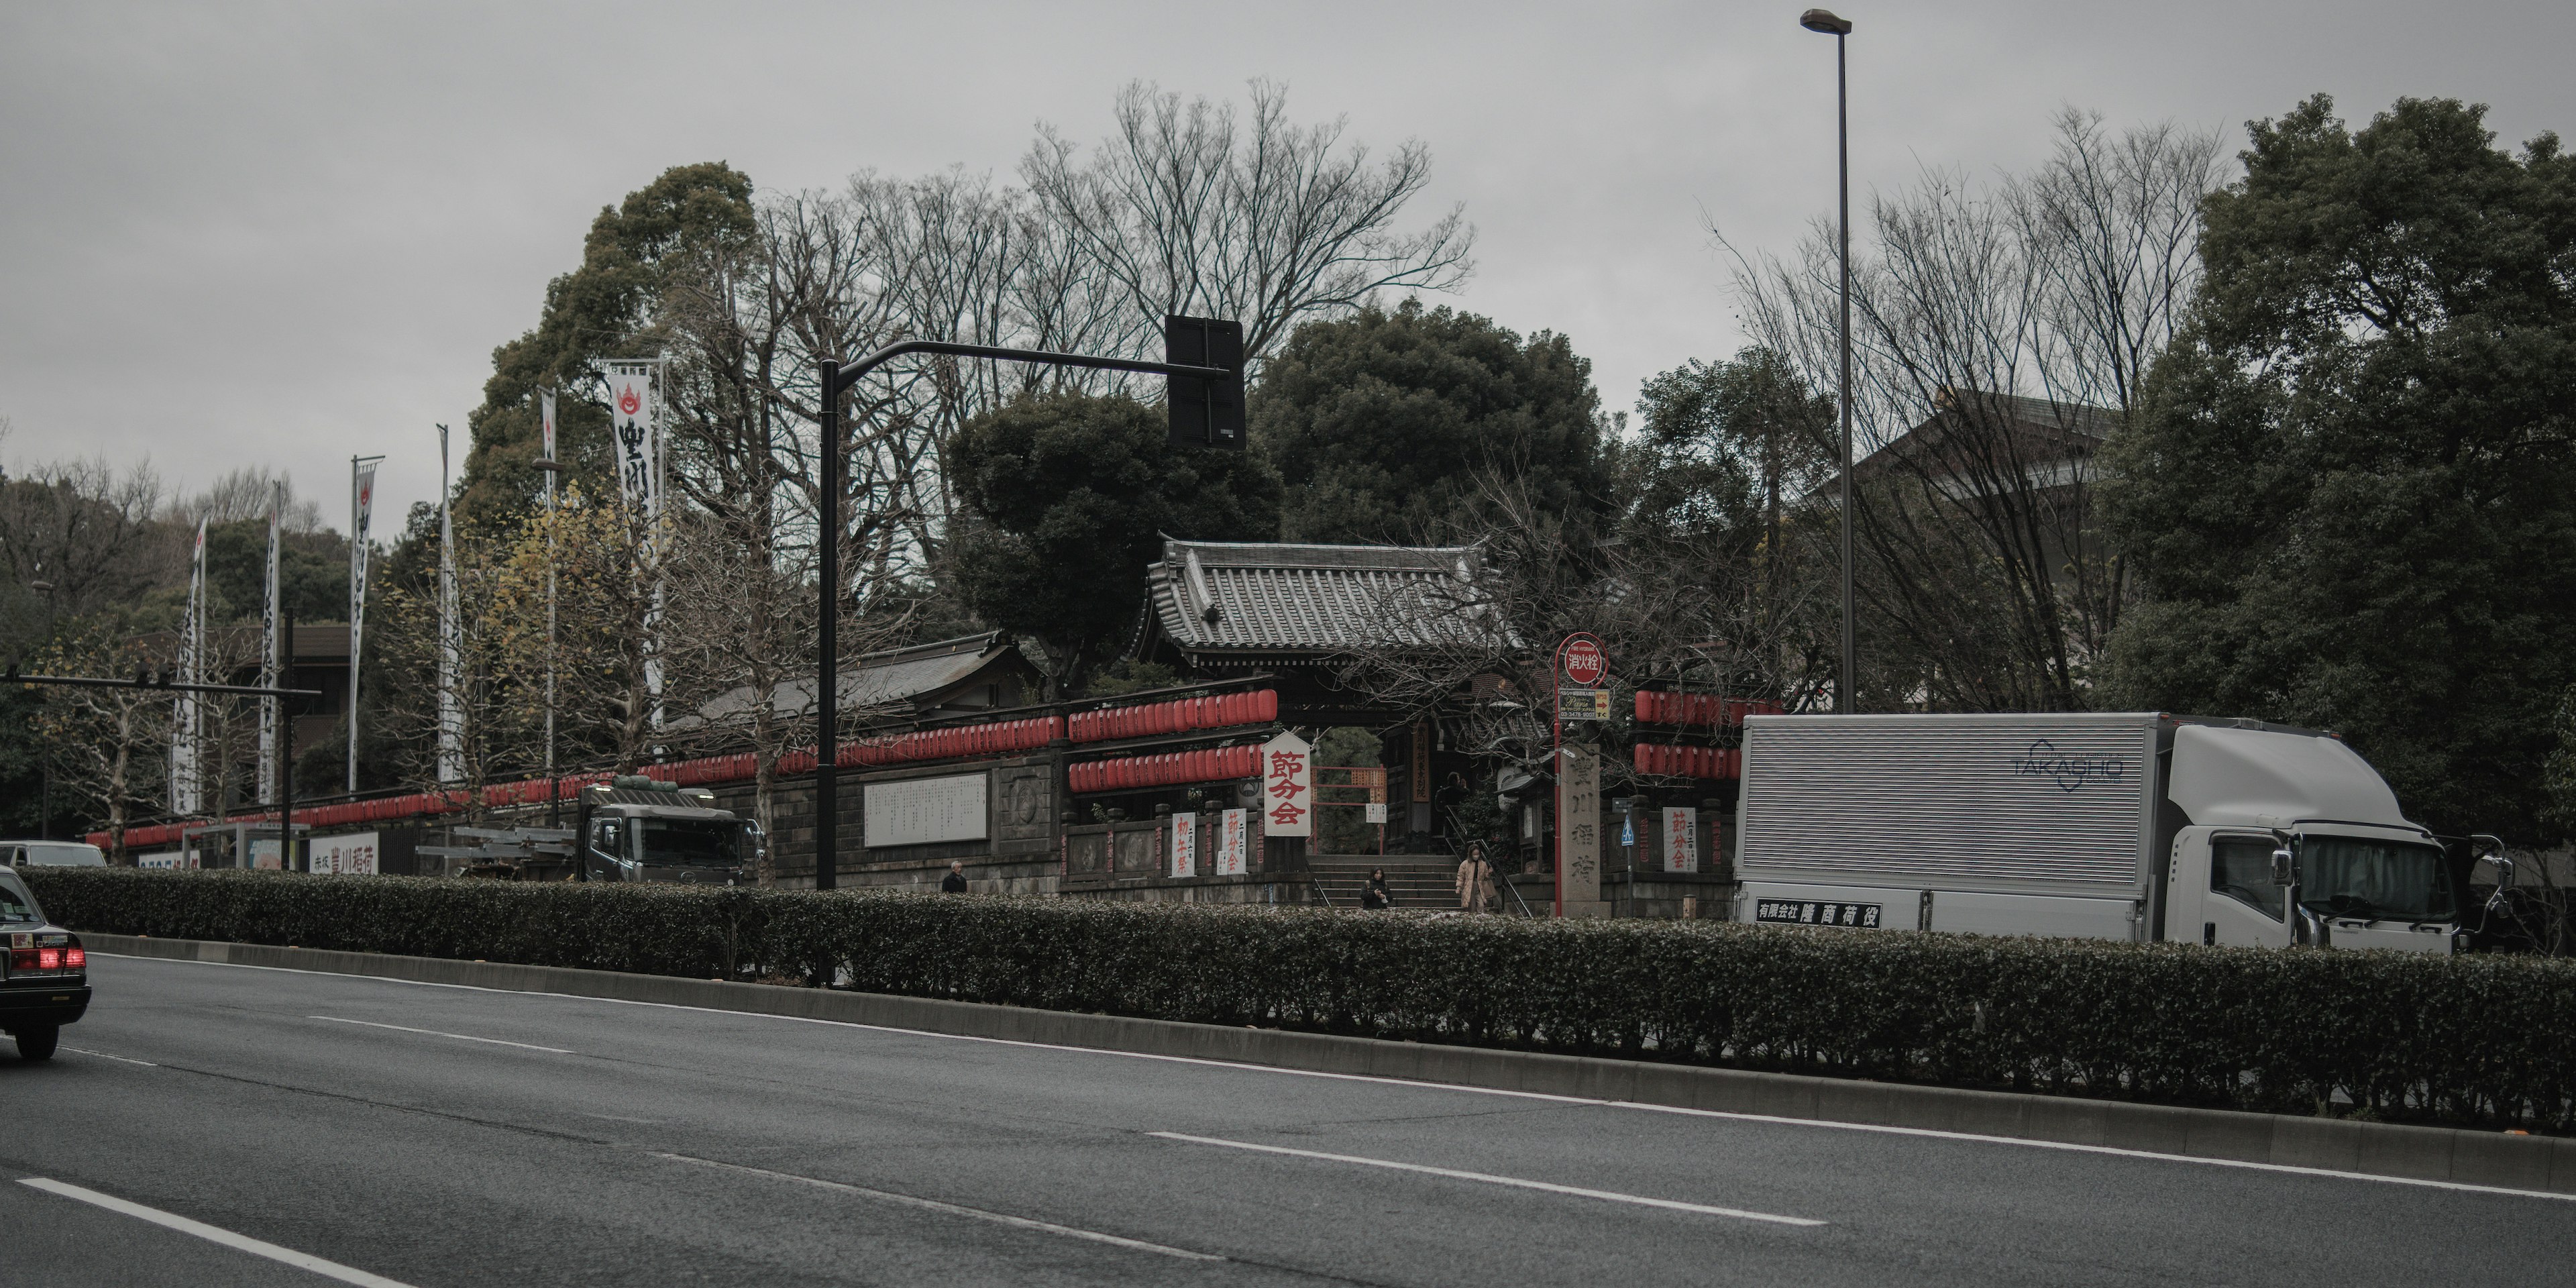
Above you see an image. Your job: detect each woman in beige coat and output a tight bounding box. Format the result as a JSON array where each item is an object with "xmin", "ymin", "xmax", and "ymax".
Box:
[{"xmin": 1456, "ymin": 843, "xmax": 1497, "ymax": 913}]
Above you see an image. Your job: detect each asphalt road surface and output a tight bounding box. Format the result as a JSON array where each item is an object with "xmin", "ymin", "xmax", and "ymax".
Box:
[{"xmin": 7, "ymin": 954, "xmax": 2567, "ymax": 1287}]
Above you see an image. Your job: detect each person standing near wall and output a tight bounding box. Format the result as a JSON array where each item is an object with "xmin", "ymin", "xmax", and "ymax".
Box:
[{"xmin": 1456, "ymin": 843, "xmax": 1495, "ymax": 914}]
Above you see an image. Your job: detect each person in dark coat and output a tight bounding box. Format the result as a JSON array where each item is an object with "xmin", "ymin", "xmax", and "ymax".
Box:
[
  {"xmin": 1360, "ymin": 867, "xmax": 1393, "ymax": 910},
  {"xmin": 941, "ymin": 861, "xmax": 969, "ymax": 893}
]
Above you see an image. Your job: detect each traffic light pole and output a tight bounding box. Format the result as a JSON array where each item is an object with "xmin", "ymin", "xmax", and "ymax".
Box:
[{"xmin": 810, "ymin": 335, "xmax": 1234, "ymax": 891}]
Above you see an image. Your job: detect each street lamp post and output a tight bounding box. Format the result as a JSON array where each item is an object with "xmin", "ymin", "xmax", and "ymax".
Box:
[
  {"xmin": 810, "ymin": 336, "xmax": 1235, "ymax": 890},
  {"xmin": 1801, "ymin": 7, "xmax": 1856, "ymax": 714}
]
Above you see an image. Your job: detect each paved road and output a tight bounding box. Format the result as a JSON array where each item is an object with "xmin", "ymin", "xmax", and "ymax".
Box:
[{"xmin": 6, "ymin": 955, "xmax": 2567, "ymax": 1287}]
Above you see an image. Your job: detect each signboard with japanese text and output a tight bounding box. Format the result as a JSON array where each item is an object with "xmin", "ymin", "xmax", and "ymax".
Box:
[
  {"xmin": 1558, "ymin": 688, "xmax": 1613, "ymax": 720},
  {"xmin": 1260, "ymin": 732, "xmax": 1313, "ymax": 838},
  {"xmin": 1365, "ymin": 803, "xmax": 1388, "ymax": 824},
  {"xmin": 1556, "ymin": 746, "xmax": 1606, "ymax": 916},
  {"xmin": 311, "ymin": 833, "xmax": 380, "ymax": 877},
  {"xmin": 1662, "ymin": 806, "xmax": 1699, "ymax": 874},
  {"xmin": 1216, "ymin": 809, "xmax": 1249, "ymax": 875},
  {"xmin": 863, "ymin": 774, "xmax": 989, "ymax": 849},
  {"xmin": 1170, "ymin": 811, "xmax": 1197, "ymax": 878}
]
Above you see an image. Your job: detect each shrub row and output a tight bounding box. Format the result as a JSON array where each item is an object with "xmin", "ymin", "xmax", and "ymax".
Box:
[{"xmin": 30, "ymin": 867, "xmax": 2576, "ymax": 1132}]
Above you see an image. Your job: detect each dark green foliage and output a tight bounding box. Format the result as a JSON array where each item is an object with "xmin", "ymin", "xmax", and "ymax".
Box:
[
  {"xmin": 947, "ymin": 392, "xmax": 1281, "ymax": 692},
  {"xmin": 1253, "ymin": 300, "xmax": 1610, "ymax": 543},
  {"xmin": 2105, "ymin": 96, "xmax": 2576, "ymax": 839},
  {"xmin": 34, "ymin": 867, "xmax": 2576, "ymax": 1132},
  {"xmin": 457, "ymin": 162, "xmax": 757, "ymax": 530},
  {"xmin": 203, "ymin": 519, "xmax": 345, "ymax": 626}
]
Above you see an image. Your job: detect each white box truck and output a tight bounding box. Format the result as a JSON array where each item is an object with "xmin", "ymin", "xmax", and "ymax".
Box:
[{"xmin": 1730, "ymin": 713, "xmax": 2481, "ymax": 954}]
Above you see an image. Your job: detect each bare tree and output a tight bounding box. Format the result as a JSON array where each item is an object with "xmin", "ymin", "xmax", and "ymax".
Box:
[
  {"xmin": 1731, "ymin": 109, "xmax": 2220, "ymax": 711},
  {"xmin": 29, "ymin": 623, "xmax": 170, "ymax": 862},
  {"xmin": 173, "ymin": 467, "xmax": 326, "ymax": 533},
  {"xmin": 1022, "ymin": 80, "xmax": 1477, "ymax": 375},
  {"xmin": 0, "ymin": 451, "xmax": 173, "ymax": 653}
]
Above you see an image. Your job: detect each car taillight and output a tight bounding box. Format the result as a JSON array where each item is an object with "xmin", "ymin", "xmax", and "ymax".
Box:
[
  {"xmin": 36, "ymin": 948, "xmax": 60, "ymax": 971},
  {"xmin": 65, "ymin": 946, "xmax": 84, "ymax": 969}
]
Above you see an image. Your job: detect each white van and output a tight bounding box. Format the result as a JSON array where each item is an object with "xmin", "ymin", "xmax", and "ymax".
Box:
[{"xmin": 4, "ymin": 841, "xmax": 109, "ymax": 868}]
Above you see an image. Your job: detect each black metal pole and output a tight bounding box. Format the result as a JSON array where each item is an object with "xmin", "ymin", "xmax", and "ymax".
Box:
[
  {"xmin": 806, "ymin": 341, "xmax": 1224, "ymax": 891},
  {"xmin": 814, "ymin": 358, "xmax": 839, "ymax": 891},
  {"xmin": 1835, "ymin": 28, "xmax": 1856, "ymax": 716}
]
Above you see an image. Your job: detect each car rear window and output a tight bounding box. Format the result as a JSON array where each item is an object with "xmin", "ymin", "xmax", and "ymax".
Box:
[{"xmin": 0, "ymin": 873, "xmax": 40, "ymax": 924}]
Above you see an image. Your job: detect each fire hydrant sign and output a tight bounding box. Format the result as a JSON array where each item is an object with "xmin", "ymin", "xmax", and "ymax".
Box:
[
  {"xmin": 1662, "ymin": 806, "xmax": 1699, "ymax": 874},
  {"xmin": 1170, "ymin": 811, "xmax": 1197, "ymax": 878},
  {"xmin": 1560, "ymin": 636, "xmax": 1606, "ymax": 686},
  {"xmin": 1261, "ymin": 731, "xmax": 1313, "ymax": 838}
]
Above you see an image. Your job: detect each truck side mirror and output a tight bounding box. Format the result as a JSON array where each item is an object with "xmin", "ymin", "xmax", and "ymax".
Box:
[{"xmin": 2270, "ymin": 847, "xmax": 2294, "ymax": 886}]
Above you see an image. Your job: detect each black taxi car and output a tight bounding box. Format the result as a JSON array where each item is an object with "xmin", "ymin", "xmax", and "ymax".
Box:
[{"xmin": 0, "ymin": 867, "xmax": 87, "ymax": 1060}]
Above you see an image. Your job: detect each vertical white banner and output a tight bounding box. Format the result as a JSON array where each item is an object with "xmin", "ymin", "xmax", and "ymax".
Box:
[
  {"xmin": 1662, "ymin": 806, "xmax": 1699, "ymax": 874},
  {"xmin": 171, "ymin": 519, "xmax": 207, "ymax": 814},
  {"xmin": 1170, "ymin": 811, "xmax": 1197, "ymax": 878},
  {"xmin": 605, "ymin": 369, "xmax": 655, "ymax": 513},
  {"xmin": 1260, "ymin": 731, "xmax": 1313, "ymax": 839},
  {"xmin": 601, "ymin": 363, "xmax": 663, "ymax": 730},
  {"xmin": 436, "ymin": 425, "xmax": 462, "ymax": 784},
  {"xmin": 258, "ymin": 498, "xmax": 281, "ymax": 805},
  {"xmin": 347, "ymin": 457, "xmax": 380, "ymax": 794},
  {"xmin": 1216, "ymin": 808, "xmax": 1248, "ymax": 875},
  {"xmin": 537, "ymin": 389, "xmax": 558, "ymax": 469}
]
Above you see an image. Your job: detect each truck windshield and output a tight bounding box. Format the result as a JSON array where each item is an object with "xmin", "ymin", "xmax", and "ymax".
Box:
[
  {"xmin": 2300, "ymin": 836, "xmax": 2453, "ymax": 922},
  {"xmin": 638, "ymin": 820, "xmax": 741, "ymax": 868}
]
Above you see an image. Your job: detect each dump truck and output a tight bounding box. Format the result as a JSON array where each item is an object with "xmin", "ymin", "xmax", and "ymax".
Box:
[
  {"xmin": 1729, "ymin": 713, "xmax": 2500, "ymax": 954},
  {"xmin": 424, "ymin": 775, "xmax": 763, "ymax": 885}
]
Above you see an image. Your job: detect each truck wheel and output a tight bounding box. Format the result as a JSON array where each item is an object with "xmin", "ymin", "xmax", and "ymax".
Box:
[{"xmin": 15, "ymin": 1024, "xmax": 58, "ymax": 1061}]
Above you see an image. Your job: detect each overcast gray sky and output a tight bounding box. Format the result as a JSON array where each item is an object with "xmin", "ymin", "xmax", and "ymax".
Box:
[{"xmin": 5, "ymin": 1, "xmax": 2571, "ymax": 531}]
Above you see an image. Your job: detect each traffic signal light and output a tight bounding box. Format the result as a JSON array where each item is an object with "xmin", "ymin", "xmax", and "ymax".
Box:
[{"xmin": 1165, "ymin": 315, "xmax": 1244, "ymax": 449}]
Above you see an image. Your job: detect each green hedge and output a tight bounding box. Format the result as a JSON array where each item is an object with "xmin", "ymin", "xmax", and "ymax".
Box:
[{"xmin": 29, "ymin": 867, "xmax": 2576, "ymax": 1132}]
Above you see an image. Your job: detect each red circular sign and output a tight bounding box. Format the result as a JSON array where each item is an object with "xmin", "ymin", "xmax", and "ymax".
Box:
[{"xmin": 1560, "ymin": 636, "xmax": 1605, "ymax": 686}]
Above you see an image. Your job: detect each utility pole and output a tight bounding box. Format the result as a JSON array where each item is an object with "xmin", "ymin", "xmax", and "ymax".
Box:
[{"xmin": 1801, "ymin": 7, "xmax": 1858, "ymax": 714}]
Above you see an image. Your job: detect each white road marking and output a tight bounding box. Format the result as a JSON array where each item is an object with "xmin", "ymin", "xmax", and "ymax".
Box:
[
  {"xmin": 104, "ymin": 952, "xmax": 2576, "ymax": 1205},
  {"xmin": 305, "ymin": 1015, "xmax": 572, "ymax": 1054},
  {"xmin": 1149, "ymin": 1131, "xmax": 1824, "ymax": 1227},
  {"xmin": 62, "ymin": 1046, "xmax": 156, "ymax": 1067},
  {"xmin": 653, "ymin": 1151, "xmax": 1224, "ymax": 1262},
  {"xmin": 19, "ymin": 1177, "xmax": 419, "ymax": 1287}
]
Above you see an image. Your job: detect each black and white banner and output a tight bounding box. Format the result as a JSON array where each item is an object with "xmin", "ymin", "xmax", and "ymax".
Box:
[
  {"xmin": 171, "ymin": 519, "xmax": 207, "ymax": 815},
  {"xmin": 436, "ymin": 425, "xmax": 462, "ymax": 785},
  {"xmin": 258, "ymin": 496, "xmax": 281, "ymax": 804},
  {"xmin": 347, "ymin": 456, "xmax": 380, "ymax": 793},
  {"xmin": 602, "ymin": 366, "xmax": 657, "ymax": 515}
]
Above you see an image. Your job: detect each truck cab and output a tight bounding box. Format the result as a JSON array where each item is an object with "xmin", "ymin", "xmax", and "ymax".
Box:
[{"xmin": 576, "ymin": 777, "xmax": 759, "ymax": 885}]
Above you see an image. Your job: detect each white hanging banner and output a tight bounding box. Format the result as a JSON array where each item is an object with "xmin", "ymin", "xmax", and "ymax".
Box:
[
  {"xmin": 258, "ymin": 497, "xmax": 282, "ymax": 805},
  {"xmin": 1170, "ymin": 811, "xmax": 1197, "ymax": 878},
  {"xmin": 1260, "ymin": 731, "xmax": 1313, "ymax": 839},
  {"xmin": 1216, "ymin": 808, "xmax": 1248, "ymax": 875},
  {"xmin": 538, "ymin": 389, "xmax": 558, "ymax": 467},
  {"xmin": 604, "ymin": 368, "xmax": 656, "ymax": 514},
  {"xmin": 1662, "ymin": 806, "xmax": 1699, "ymax": 874},
  {"xmin": 347, "ymin": 456, "xmax": 380, "ymax": 793},
  {"xmin": 435, "ymin": 425, "xmax": 462, "ymax": 784},
  {"xmin": 171, "ymin": 519, "xmax": 207, "ymax": 814}
]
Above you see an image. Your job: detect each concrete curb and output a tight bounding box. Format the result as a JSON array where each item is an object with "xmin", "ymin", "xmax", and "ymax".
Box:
[{"xmin": 87, "ymin": 932, "xmax": 2576, "ymax": 1196}]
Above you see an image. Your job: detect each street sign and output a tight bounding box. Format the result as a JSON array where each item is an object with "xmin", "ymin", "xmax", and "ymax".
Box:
[
  {"xmin": 1558, "ymin": 688, "xmax": 1612, "ymax": 720},
  {"xmin": 1560, "ymin": 636, "xmax": 1606, "ymax": 686}
]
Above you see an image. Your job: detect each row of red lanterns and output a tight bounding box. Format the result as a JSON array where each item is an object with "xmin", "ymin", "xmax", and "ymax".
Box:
[
  {"xmin": 848, "ymin": 715, "xmax": 1065, "ymax": 767},
  {"xmin": 1633, "ymin": 692, "xmax": 1787, "ymax": 728},
  {"xmin": 1067, "ymin": 744, "xmax": 1260, "ymax": 794},
  {"xmin": 1634, "ymin": 743, "xmax": 1744, "ymax": 780},
  {"xmin": 1069, "ymin": 689, "xmax": 1278, "ymax": 743}
]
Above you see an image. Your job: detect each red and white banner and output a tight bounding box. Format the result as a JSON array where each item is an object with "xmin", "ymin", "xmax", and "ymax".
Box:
[
  {"xmin": 603, "ymin": 368, "xmax": 656, "ymax": 513},
  {"xmin": 1260, "ymin": 732, "xmax": 1313, "ymax": 838},
  {"xmin": 538, "ymin": 389, "xmax": 558, "ymax": 466},
  {"xmin": 1216, "ymin": 809, "xmax": 1248, "ymax": 875},
  {"xmin": 347, "ymin": 456, "xmax": 381, "ymax": 792},
  {"xmin": 1170, "ymin": 811, "xmax": 1197, "ymax": 878},
  {"xmin": 1662, "ymin": 806, "xmax": 1699, "ymax": 874}
]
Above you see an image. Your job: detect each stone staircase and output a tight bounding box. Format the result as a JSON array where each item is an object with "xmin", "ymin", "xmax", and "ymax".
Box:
[{"xmin": 1307, "ymin": 856, "xmax": 1473, "ymax": 910}]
